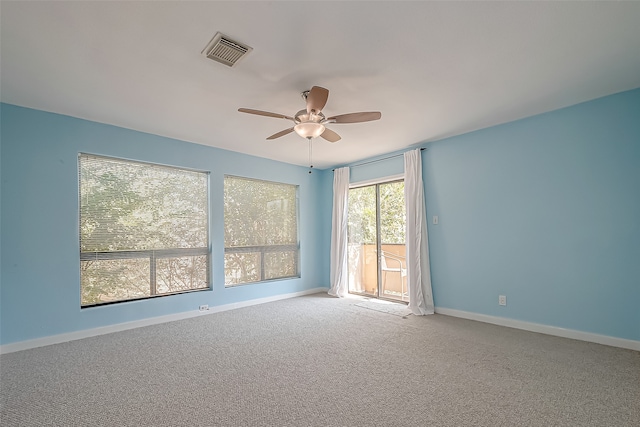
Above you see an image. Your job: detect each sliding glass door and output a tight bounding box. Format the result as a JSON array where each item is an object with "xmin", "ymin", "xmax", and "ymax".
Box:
[{"xmin": 347, "ymin": 180, "xmax": 407, "ymax": 302}]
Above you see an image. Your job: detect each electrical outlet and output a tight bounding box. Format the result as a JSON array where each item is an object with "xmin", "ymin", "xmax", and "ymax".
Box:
[
  {"xmin": 199, "ymin": 304, "xmax": 209, "ymax": 311},
  {"xmin": 498, "ymin": 295, "xmax": 507, "ymax": 306},
  {"xmin": 433, "ymin": 215, "xmax": 439, "ymax": 225}
]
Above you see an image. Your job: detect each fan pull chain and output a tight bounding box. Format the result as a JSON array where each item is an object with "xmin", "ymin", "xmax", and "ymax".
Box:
[{"xmin": 308, "ymin": 137, "xmax": 314, "ymax": 174}]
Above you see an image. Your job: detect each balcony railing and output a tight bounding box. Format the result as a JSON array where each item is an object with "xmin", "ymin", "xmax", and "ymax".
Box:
[{"xmin": 348, "ymin": 243, "xmax": 407, "ymax": 302}]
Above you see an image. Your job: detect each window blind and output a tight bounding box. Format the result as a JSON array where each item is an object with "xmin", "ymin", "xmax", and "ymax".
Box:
[
  {"xmin": 223, "ymin": 175, "xmax": 299, "ymax": 286},
  {"xmin": 79, "ymin": 154, "xmax": 210, "ymax": 306}
]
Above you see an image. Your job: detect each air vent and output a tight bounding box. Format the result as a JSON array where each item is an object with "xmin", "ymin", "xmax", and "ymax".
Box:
[{"xmin": 201, "ymin": 32, "xmax": 252, "ymax": 67}]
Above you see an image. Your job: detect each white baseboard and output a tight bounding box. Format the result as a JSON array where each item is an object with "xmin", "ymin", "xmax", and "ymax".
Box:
[
  {"xmin": 434, "ymin": 307, "xmax": 640, "ymax": 352},
  {"xmin": 4, "ymin": 291, "xmax": 635, "ymax": 355},
  {"xmin": 0, "ymin": 287, "xmax": 328, "ymax": 355}
]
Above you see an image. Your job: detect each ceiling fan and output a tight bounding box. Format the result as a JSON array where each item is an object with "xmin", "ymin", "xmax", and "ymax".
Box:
[{"xmin": 238, "ymin": 86, "xmax": 381, "ymax": 143}]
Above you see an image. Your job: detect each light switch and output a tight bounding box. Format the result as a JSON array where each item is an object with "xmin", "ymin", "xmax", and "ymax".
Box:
[{"xmin": 433, "ymin": 215, "xmax": 438, "ymax": 225}]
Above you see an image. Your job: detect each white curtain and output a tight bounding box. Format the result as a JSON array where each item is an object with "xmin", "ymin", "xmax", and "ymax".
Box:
[
  {"xmin": 404, "ymin": 149, "xmax": 435, "ymax": 315},
  {"xmin": 329, "ymin": 167, "xmax": 350, "ymax": 297}
]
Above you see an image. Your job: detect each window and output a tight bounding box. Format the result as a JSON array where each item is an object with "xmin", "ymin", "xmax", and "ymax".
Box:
[
  {"xmin": 79, "ymin": 154, "xmax": 210, "ymax": 307},
  {"xmin": 224, "ymin": 175, "xmax": 299, "ymax": 286}
]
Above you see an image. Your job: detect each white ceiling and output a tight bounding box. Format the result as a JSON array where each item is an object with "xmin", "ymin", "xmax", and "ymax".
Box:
[{"xmin": 2, "ymin": 1, "xmax": 640, "ymax": 169}]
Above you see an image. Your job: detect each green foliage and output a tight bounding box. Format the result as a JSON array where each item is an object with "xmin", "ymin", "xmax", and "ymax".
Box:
[
  {"xmin": 380, "ymin": 181, "xmax": 406, "ymax": 244},
  {"xmin": 348, "ymin": 181, "xmax": 405, "ymax": 245},
  {"xmin": 348, "ymin": 186, "xmax": 377, "ymax": 244}
]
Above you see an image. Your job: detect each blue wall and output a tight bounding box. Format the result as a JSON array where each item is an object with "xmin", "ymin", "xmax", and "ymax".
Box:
[
  {"xmin": 0, "ymin": 104, "xmax": 331, "ymax": 345},
  {"xmin": 342, "ymin": 89, "xmax": 640, "ymax": 341},
  {"xmin": 424, "ymin": 89, "xmax": 640, "ymax": 341},
  {"xmin": 2, "ymin": 88, "xmax": 639, "ymax": 346},
  {"xmin": 348, "ymin": 152, "xmax": 405, "ymax": 184}
]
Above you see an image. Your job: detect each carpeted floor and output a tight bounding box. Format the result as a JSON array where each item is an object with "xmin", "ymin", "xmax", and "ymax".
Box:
[
  {"xmin": 354, "ymin": 298, "xmax": 413, "ymax": 317},
  {"xmin": 1, "ymin": 293, "xmax": 639, "ymax": 426}
]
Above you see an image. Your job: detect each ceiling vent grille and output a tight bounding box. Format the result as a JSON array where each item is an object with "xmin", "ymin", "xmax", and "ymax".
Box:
[{"xmin": 201, "ymin": 32, "xmax": 252, "ymax": 67}]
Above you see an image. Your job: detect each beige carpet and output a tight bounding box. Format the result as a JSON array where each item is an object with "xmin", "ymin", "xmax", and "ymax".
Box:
[{"xmin": 1, "ymin": 293, "xmax": 639, "ymax": 426}]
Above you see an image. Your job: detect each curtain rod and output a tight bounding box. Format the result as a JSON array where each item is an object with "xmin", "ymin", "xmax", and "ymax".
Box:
[{"xmin": 332, "ymin": 147, "xmax": 425, "ymax": 171}]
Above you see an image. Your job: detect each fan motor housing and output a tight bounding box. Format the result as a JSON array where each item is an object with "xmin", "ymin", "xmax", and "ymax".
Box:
[{"xmin": 294, "ymin": 109, "xmax": 325, "ymax": 124}]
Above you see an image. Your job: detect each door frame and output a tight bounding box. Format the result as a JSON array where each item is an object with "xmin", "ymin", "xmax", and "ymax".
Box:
[{"xmin": 348, "ymin": 174, "xmax": 406, "ymax": 302}]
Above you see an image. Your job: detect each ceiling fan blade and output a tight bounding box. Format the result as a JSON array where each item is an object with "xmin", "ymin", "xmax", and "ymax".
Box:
[
  {"xmin": 320, "ymin": 127, "xmax": 341, "ymax": 143},
  {"xmin": 306, "ymin": 86, "xmax": 329, "ymax": 114},
  {"xmin": 326, "ymin": 112, "xmax": 382, "ymax": 124},
  {"xmin": 238, "ymin": 108, "xmax": 294, "ymax": 121},
  {"xmin": 266, "ymin": 127, "xmax": 295, "ymax": 140}
]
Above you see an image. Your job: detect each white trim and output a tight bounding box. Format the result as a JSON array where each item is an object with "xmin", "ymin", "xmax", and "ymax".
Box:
[
  {"xmin": 434, "ymin": 307, "xmax": 640, "ymax": 352},
  {"xmin": 0, "ymin": 287, "xmax": 328, "ymax": 355},
  {"xmin": 350, "ymin": 173, "xmax": 404, "ymax": 189}
]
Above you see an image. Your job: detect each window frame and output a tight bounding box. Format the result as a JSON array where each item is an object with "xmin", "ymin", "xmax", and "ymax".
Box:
[
  {"xmin": 78, "ymin": 153, "xmax": 211, "ymax": 308},
  {"xmin": 223, "ymin": 175, "xmax": 300, "ymax": 287}
]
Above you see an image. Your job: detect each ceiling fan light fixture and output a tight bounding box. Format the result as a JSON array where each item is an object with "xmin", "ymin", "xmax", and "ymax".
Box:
[{"xmin": 294, "ymin": 122, "xmax": 325, "ymax": 139}]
